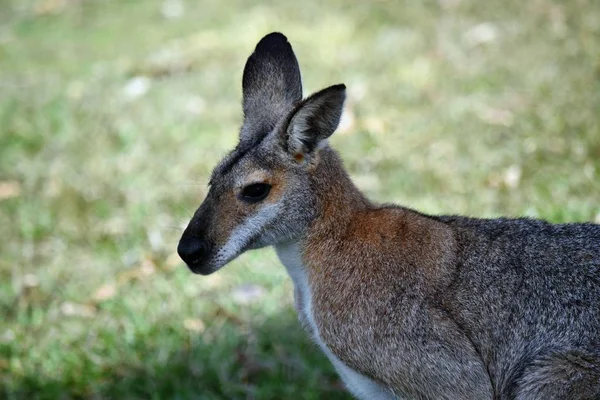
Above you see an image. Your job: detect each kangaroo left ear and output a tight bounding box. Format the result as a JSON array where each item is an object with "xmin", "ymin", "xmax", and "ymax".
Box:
[
  {"xmin": 241, "ymin": 32, "xmax": 303, "ymax": 144},
  {"xmin": 285, "ymin": 84, "xmax": 346, "ymax": 156}
]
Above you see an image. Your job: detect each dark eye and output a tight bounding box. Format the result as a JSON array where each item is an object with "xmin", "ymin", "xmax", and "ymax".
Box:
[{"xmin": 240, "ymin": 183, "xmax": 271, "ymax": 203}]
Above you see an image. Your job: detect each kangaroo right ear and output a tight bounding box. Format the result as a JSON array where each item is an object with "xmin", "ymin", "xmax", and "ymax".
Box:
[
  {"xmin": 241, "ymin": 33, "xmax": 303, "ymax": 143},
  {"xmin": 284, "ymin": 84, "xmax": 346, "ymax": 157}
]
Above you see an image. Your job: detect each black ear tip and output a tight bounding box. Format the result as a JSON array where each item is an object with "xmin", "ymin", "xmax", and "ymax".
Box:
[
  {"xmin": 327, "ymin": 83, "xmax": 347, "ymax": 97},
  {"xmin": 261, "ymin": 32, "xmax": 288, "ymax": 42},
  {"xmin": 255, "ymin": 32, "xmax": 292, "ymax": 54}
]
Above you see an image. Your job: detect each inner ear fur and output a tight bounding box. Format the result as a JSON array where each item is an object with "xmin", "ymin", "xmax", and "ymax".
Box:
[{"xmin": 285, "ymin": 84, "xmax": 346, "ymax": 157}]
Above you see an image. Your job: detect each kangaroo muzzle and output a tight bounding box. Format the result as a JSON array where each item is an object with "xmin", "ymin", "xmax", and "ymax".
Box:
[{"xmin": 177, "ymin": 234, "xmax": 212, "ymax": 274}]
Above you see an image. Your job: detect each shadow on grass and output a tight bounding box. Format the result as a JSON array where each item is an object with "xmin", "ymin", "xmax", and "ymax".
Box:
[{"xmin": 6, "ymin": 308, "xmax": 350, "ymax": 400}]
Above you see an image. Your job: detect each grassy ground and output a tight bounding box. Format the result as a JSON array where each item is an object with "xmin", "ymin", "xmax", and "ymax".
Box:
[{"xmin": 1, "ymin": 0, "xmax": 599, "ymax": 398}]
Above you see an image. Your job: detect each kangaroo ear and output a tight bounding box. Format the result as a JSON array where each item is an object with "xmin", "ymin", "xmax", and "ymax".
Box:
[
  {"xmin": 285, "ymin": 84, "xmax": 346, "ymax": 156},
  {"xmin": 241, "ymin": 32, "xmax": 303, "ymax": 143}
]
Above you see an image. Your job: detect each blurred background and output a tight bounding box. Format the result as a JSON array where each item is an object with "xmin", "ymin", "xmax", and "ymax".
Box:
[{"xmin": 1, "ymin": 0, "xmax": 599, "ymax": 398}]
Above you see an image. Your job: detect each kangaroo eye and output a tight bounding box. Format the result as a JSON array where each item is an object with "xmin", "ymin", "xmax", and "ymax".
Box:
[{"xmin": 240, "ymin": 183, "xmax": 271, "ymax": 203}]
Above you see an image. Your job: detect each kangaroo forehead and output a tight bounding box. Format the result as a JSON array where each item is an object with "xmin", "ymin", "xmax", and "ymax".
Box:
[{"xmin": 209, "ymin": 135, "xmax": 278, "ymax": 185}]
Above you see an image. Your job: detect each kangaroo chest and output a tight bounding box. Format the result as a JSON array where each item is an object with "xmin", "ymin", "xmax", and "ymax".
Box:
[
  {"xmin": 275, "ymin": 242, "xmax": 325, "ymax": 339},
  {"xmin": 274, "ymin": 242, "xmax": 397, "ymax": 400}
]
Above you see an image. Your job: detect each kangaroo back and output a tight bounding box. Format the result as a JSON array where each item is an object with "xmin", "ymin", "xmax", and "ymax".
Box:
[{"xmin": 438, "ymin": 217, "xmax": 600, "ymax": 398}]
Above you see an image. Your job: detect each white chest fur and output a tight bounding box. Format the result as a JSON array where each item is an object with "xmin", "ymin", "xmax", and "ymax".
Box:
[{"xmin": 274, "ymin": 242, "xmax": 397, "ymax": 400}]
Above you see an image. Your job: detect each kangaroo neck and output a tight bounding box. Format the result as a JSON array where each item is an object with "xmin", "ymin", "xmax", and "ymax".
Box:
[{"xmin": 306, "ymin": 147, "xmax": 371, "ymax": 239}]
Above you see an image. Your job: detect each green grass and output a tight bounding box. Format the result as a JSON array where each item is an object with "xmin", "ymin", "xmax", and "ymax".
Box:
[{"xmin": 1, "ymin": 0, "xmax": 599, "ymax": 398}]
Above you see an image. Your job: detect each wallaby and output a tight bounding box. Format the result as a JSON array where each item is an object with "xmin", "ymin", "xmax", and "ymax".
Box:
[{"xmin": 178, "ymin": 32, "xmax": 600, "ymax": 399}]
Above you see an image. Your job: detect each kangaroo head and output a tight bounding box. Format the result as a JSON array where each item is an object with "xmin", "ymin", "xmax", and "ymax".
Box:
[{"xmin": 178, "ymin": 32, "xmax": 346, "ymax": 275}]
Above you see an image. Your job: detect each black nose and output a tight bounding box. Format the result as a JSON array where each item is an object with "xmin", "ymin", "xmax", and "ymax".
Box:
[{"xmin": 177, "ymin": 235, "xmax": 210, "ymax": 266}]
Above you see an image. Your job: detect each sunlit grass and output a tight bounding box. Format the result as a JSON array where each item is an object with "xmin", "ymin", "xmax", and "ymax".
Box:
[{"xmin": 1, "ymin": 0, "xmax": 599, "ymax": 398}]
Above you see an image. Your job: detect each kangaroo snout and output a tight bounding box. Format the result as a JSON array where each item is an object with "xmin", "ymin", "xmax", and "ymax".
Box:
[{"xmin": 177, "ymin": 234, "xmax": 212, "ymax": 274}]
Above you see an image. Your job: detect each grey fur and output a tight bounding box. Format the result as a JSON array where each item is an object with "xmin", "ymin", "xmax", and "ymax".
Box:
[{"xmin": 437, "ymin": 216, "xmax": 600, "ymax": 399}]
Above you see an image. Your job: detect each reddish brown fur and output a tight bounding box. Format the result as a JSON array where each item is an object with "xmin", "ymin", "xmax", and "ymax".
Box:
[
  {"xmin": 300, "ymin": 148, "xmax": 473, "ymax": 391},
  {"xmin": 209, "ymin": 165, "xmax": 288, "ymax": 247}
]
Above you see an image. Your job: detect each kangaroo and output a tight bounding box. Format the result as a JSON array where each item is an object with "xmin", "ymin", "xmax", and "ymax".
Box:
[{"xmin": 177, "ymin": 32, "xmax": 600, "ymax": 399}]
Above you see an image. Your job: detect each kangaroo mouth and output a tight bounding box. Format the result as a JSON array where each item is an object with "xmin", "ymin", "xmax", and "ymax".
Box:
[{"xmin": 186, "ymin": 260, "xmax": 218, "ymax": 275}]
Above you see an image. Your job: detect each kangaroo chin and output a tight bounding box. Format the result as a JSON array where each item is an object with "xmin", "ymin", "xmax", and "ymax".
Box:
[{"xmin": 178, "ymin": 32, "xmax": 600, "ymax": 399}]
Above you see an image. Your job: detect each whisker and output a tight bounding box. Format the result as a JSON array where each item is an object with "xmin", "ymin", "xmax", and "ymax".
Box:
[
  {"xmin": 172, "ymin": 180, "xmax": 210, "ymax": 187},
  {"xmin": 159, "ymin": 226, "xmax": 186, "ymax": 232}
]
